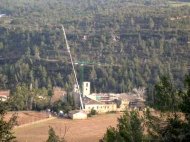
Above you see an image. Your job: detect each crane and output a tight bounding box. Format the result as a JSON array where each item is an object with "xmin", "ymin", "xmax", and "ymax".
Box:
[
  {"xmin": 61, "ymin": 25, "xmax": 84, "ymax": 110},
  {"xmin": 61, "ymin": 25, "xmax": 123, "ymax": 109},
  {"xmin": 73, "ymin": 60, "xmax": 122, "ymax": 93}
]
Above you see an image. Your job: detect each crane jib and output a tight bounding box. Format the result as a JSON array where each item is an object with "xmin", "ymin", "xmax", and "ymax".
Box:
[{"xmin": 61, "ymin": 24, "xmax": 84, "ymax": 110}]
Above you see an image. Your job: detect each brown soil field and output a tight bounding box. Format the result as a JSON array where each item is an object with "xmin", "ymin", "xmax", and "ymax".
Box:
[
  {"xmin": 5, "ymin": 111, "xmax": 49, "ymax": 125},
  {"xmin": 14, "ymin": 113, "xmax": 122, "ymax": 142}
]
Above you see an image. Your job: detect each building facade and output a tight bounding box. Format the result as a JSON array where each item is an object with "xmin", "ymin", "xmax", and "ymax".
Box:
[
  {"xmin": 82, "ymin": 82, "xmax": 90, "ymax": 97},
  {"xmin": 83, "ymin": 97, "xmax": 117, "ymax": 113}
]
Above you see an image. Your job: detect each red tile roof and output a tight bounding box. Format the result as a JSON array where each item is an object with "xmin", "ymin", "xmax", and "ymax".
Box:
[
  {"xmin": 83, "ymin": 97, "xmax": 103, "ymax": 105},
  {"xmin": 0, "ymin": 90, "xmax": 10, "ymax": 97}
]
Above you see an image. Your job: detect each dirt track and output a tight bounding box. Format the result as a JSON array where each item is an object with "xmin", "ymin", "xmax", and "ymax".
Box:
[
  {"xmin": 14, "ymin": 113, "xmax": 121, "ymax": 142},
  {"xmin": 5, "ymin": 111, "xmax": 49, "ymax": 125}
]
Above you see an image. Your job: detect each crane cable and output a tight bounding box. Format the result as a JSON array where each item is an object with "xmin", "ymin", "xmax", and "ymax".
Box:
[{"xmin": 61, "ymin": 25, "xmax": 84, "ymax": 110}]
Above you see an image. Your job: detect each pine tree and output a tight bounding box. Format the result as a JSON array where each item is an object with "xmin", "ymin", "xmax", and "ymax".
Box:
[
  {"xmin": 0, "ymin": 101, "xmax": 17, "ymax": 142},
  {"xmin": 154, "ymin": 76, "xmax": 178, "ymax": 111},
  {"xmin": 103, "ymin": 110, "xmax": 143, "ymax": 142},
  {"xmin": 46, "ymin": 127, "xmax": 65, "ymax": 142},
  {"xmin": 181, "ymin": 73, "xmax": 190, "ymax": 119}
]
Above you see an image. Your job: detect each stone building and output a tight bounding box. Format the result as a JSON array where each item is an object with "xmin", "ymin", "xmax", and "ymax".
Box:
[
  {"xmin": 73, "ymin": 81, "xmax": 146, "ymax": 114},
  {"xmin": 83, "ymin": 97, "xmax": 117, "ymax": 113}
]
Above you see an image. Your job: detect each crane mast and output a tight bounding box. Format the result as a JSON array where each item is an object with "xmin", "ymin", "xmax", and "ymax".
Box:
[{"xmin": 61, "ymin": 25, "xmax": 84, "ymax": 110}]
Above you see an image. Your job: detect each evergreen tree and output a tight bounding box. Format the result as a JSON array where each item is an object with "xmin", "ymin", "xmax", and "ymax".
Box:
[
  {"xmin": 154, "ymin": 76, "xmax": 178, "ymax": 111},
  {"xmin": 46, "ymin": 127, "xmax": 65, "ymax": 142},
  {"xmin": 170, "ymin": 73, "xmax": 190, "ymax": 141},
  {"xmin": 145, "ymin": 74, "xmax": 190, "ymax": 142},
  {"xmin": 181, "ymin": 73, "xmax": 190, "ymax": 119},
  {"xmin": 103, "ymin": 110, "xmax": 143, "ymax": 142},
  {"xmin": 0, "ymin": 101, "xmax": 17, "ymax": 142},
  {"xmin": 161, "ymin": 114, "xmax": 189, "ymax": 142}
]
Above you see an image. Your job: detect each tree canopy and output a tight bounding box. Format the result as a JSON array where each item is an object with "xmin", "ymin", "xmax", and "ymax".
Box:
[
  {"xmin": 0, "ymin": 101, "xmax": 17, "ymax": 142},
  {"xmin": 0, "ymin": 0, "xmax": 189, "ymax": 94}
]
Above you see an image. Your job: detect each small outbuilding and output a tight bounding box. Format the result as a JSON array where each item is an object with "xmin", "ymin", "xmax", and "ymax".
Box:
[
  {"xmin": 68, "ymin": 110, "xmax": 87, "ymax": 120},
  {"xmin": 0, "ymin": 90, "xmax": 10, "ymax": 102}
]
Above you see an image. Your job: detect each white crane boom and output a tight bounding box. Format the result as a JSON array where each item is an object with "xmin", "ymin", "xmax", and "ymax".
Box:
[{"xmin": 61, "ymin": 25, "xmax": 84, "ymax": 110}]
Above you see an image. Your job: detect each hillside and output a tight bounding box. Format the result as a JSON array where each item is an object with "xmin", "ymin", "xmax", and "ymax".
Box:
[{"xmin": 0, "ymin": 0, "xmax": 189, "ymax": 98}]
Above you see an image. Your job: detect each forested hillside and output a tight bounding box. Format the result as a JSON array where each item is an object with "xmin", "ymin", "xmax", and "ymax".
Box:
[{"xmin": 0, "ymin": 0, "xmax": 189, "ymax": 97}]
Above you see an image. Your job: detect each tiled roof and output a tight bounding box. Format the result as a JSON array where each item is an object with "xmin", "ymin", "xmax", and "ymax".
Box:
[
  {"xmin": 0, "ymin": 90, "xmax": 10, "ymax": 97},
  {"xmin": 83, "ymin": 96, "xmax": 103, "ymax": 105},
  {"xmin": 90, "ymin": 93, "xmax": 109, "ymax": 97},
  {"xmin": 86, "ymin": 93, "xmax": 145, "ymax": 103},
  {"xmin": 117, "ymin": 93, "xmax": 146, "ymax": 101},
  {"xmin": 69, "ymin": 110, "xmax": 87, "ymax": 115},
  {"xmin": 129, "ymin": 101, "xmax": 145, "ymax": 108},
  {"xmin": 118, "ymin": 94, "xmax": 138, "ymax": 101}
]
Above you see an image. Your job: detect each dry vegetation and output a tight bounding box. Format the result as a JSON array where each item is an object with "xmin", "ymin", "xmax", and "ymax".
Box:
[
  {"xmin": 5, "ymin": 111, "xmax": 49, "ymax": 125},
  {"xmin": 14, "ymin": 113, "xmax": 121, "ymax": 142},
  {"xmin": 10, "ymin": 111, "xmax": 185, "ymax": 142}
]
